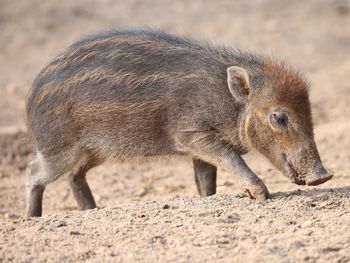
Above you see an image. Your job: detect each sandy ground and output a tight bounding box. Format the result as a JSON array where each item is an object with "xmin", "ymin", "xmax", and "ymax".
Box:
[{"xmin": 0, "ymin": 0, "xmax": 350, "ymax": 262}]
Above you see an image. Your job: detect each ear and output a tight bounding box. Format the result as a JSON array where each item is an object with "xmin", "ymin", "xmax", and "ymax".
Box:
[{"xmin": 227, "ymin": 66, "xmax": 251, "ymax": 102}]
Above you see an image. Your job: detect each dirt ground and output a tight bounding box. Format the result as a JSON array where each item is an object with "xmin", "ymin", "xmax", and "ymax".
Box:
[{"xmin": 0, "ymin": 0, "xmax": 350, "ymax": 262}]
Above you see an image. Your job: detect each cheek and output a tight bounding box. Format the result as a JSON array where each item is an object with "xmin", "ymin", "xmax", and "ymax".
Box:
[
  {"xmin": 258, "ymin": 127, "xmax": 276, "ymax": 154},
  {"xmin": 247, "ymin": 117, "xmax": 275, "ymax": 154}
]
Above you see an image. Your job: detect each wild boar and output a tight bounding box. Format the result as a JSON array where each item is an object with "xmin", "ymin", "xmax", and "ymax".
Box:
[{"xmin": 25, "ymin": 29, "xmax": 332, "ymax": 217}]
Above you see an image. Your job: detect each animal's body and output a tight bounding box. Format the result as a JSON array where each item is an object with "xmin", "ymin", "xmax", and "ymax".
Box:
[{"xmin": 25, "ymin": 29, "xmax": 332, "ymax": 217}]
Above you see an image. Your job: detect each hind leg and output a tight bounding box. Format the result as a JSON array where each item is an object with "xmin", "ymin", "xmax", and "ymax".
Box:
[
  {"xmin": 25, "ymin": 159, "xmax": 45, "ymax": 217},
  {"xmin": 26, "ymin": 148, "xmax": 81, "ymax": 217},
  {"xmin": 68, "ymin": 157, "xmax": 101, "ymax": 211},
  {"xmin": 26, "ymin": 154, "xmax": 68, "ymax": 217}
]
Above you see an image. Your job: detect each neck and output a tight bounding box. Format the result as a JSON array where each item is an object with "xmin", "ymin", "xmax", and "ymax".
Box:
[{"xmin": 238, "ymin": 105, "xmax": 252, "ymax": 154}]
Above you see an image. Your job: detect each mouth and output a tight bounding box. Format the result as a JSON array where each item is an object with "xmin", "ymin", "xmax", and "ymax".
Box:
[
  {"xmin": 282, "ymin": 153, "xmax": 306, "ymax": 185},
  {"xmin": 281, "ymin": 153, "xmax": 333, "ymax": 186}
]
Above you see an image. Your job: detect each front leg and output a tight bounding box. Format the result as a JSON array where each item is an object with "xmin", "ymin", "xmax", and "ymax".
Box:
[
  {"xmin": 179, "ymin": 133, "xmax": 269, "ymax": 201},
  {"xmin": 193, "ymin": 158, "xmax": 217, "ymax": 197}
]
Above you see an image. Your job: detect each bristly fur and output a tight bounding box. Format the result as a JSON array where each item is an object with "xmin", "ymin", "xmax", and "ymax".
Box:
[
  {"xmin": 26, "ymin": 28, "xmax": 311, "ymax": 158},
  {"xmin": 25, "ymin": 28, "xmax": 332, "ymax": 218}
]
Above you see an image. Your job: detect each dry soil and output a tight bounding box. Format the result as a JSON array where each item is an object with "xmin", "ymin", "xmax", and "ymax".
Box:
[{"xmin": 0, "ymin": 0, "xmax": 349, "ymax": 262}]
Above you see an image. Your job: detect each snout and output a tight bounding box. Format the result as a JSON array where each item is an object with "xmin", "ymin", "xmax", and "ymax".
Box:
[
  {"xmin": 283, "ymin": 155, "xmax": 333, "ymax": 186},
  {"xmin": 305, "ymin": 162, "xmax": 333, "ymax": 186},
  {"xmin": 306, "ymin": 174, "xmax": 333, "ymax": 186}
]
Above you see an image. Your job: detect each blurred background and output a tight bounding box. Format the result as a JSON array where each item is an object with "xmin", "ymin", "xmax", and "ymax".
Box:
[
  {"xmin": 1, "ymin": 1, "xmax": 350, "ymax": 261},
  {"xmin": 0, "ymin": 0, "xmax": 349, "ymax": 214},
  {"xmin": 1, "ymin": 0, "xmax": 350, "ymax": 131}
]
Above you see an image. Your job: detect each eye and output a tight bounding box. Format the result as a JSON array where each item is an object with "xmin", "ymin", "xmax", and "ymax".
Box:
[{"xmin": 270, "ymin": 111, "xmax": 288, "ymax": 127}]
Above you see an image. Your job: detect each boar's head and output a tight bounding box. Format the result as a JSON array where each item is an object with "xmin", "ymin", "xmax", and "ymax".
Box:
[{"xmin": 226, "ymin": 61, "xmax": 332, "ymax": 186}]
